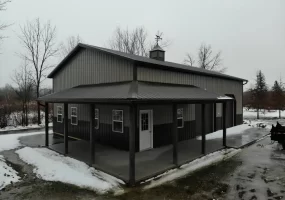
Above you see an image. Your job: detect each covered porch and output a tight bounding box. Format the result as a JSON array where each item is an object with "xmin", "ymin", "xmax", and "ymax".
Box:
[{"xmin": 39, "ymin": 81, "xmax": 232, "ymax": 185}]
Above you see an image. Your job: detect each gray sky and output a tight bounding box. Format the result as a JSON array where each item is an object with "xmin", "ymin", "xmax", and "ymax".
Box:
[{"xmin": 0, "ymin": 0, "xmax": 284, "ymax": 90}]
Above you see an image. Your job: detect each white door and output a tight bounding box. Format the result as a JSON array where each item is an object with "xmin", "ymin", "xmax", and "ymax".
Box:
[{"xmin": 139, "ymin": 110, "xmax": 153, "ymax": 151}]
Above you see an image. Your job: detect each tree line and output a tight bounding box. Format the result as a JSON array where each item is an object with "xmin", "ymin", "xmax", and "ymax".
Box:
[
  {"xmin": 0, "ymin": 0, "xmax": 225, "ymax": 126},
  {"xmin": 244, "ymin": 70, "xmax": 285, "ymax": 119}
]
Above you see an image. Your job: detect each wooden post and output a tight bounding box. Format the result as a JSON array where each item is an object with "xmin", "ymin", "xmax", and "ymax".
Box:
[
  {"xmin": 213, "ymin": 103, "xmax": 217, "ymax": 131},
  {"xmin": 201, "ymin": 104, "xmax": 206, "ymax": 154},
  {"xmin": 223, "ymin": 102, "xmax": 227, "ymax": 147},
  {"xmin": 90, "ymin": 104, "xmax": 95, "ymax": 165},
  {"xmin": 129, "ymin": 103, "xmax": 137, "ymax": 186},
  {"xmin": 172, "ymin": 103, "xmax": 178, "ymax": 165},
  {"xmin": 233, "ymin": 100, "xmax": 237, "ymax": 126},
  {"xmin": 64, "ymin": 103, "xmax": 68, "ymax": 155},
  {"xmin": 45, "ymin": 102, "xmax": 49, "ymax": 147}
]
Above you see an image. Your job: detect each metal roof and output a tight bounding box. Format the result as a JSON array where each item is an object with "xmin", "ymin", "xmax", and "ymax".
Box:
[
  {"xmin": 150, "ymin": 44, "xmax": 165, "ymax": 52},
  {"xmin": 39, "ymin": 81, "xmax": 232, "ymax": 103},
  {"xmin": 48, "ymin": 43, "xmax": 246, "ymax": 82}
]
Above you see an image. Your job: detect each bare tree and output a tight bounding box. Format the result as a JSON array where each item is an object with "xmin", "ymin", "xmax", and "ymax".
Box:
[
  {"xmin": 109, "ymin": 27, "xmax": 171, "ymax": 57},
  {"xmin": 59, "ymin": 35, "xmax": 82, "ymax": 59},
  {"xmin": 184, "ymin": 53, "xmax": 195, "ymax": 66},
  {"xmin": 185, "ymin": 43, "xmax": 226, "ymax": 73},
  {"xmin": 12, "ymin": 60, "xmax": 34, "ymax": 126},
  {"xmin": 18, "ymin": 18, "xmax": 58, "ymax": 124},
  {"xmin": 0, "ymin": 0, "xmax": 11, "ymax": 46}
]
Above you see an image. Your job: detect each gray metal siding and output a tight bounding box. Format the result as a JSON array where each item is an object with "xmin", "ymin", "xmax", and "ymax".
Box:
[
  {"xmin": 53, "ymin": 103, "xmax": 130, "ymax": 126},
  {"xmin": 138, "ymin": 104, "xmax": 195, "ymax": 125},
  {"xmin": 53, "ymin": 49, "xmax": 133, "ymax": 92},
  {"xmin": 137, "ymin": 67, "xmax": 243, "ymax": 114}
]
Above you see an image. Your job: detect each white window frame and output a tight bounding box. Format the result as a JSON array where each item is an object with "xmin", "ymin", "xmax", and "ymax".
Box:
[
  {"xmin": 57, "ymin": 106, "xmax": 63, "ymax": 123},
  {"xmin": 177, "ymin": 108, "xmax": 184, "ymax": 128},
  {"xmin": 95, "ymin": 108, "xmax": 99, "ymax": 129},
  {"xmin": 71, "ymin": 107, "xmax": 78, "ymax": 125},
  {"xmin": 112, "ymin": 109, "xmax": 124, "ymax": 133}
]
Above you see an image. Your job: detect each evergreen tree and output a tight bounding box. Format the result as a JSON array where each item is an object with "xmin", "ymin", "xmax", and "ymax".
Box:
[
  {"xmin": 271, "ymin": 80, "xmax": 285, "ymax": 118},
  {"xmin": 251, "ymin": 70, "xmax": 268, "ymax": 119}
]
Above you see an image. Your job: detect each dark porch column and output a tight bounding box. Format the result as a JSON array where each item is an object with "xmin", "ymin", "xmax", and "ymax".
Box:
[
  {"xmin": 90, "ymin": 104, "xmax": 95, "ymax": 165},
  {"xmin": 129, "ymin": 103, "xmax": 137, "ymax": 186},
  {"xmin": 45, "ymin": 102, "xmax": 49, "ymax": 147},
  {"xmin": 201, "ymin": 104, "xmax": 206, "ymax": 154},
  {"xmin": 64, "ymin": 103, "xmax": 68, "ymax": 155},
  {"xmin": 223, "ymin": 102, "xmax": 227, "ymax": 147},
  {"xmin": 172, "ymin": 103, "xmax": 178, "ymax": 166},
  {"xmin": 213, "ymin": 103, "xmax": 217, "ymax": 131}
]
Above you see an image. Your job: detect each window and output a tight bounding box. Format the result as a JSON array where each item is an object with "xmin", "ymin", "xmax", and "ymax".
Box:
[
  {"xmin": 177, "ymin": 108, "xmax": 184, "ymax": 128},
  {"xmin": 95, "ymin": 109, "xmax": 99, "ymax": 129},
  {"xmin": 141, "ymin": 113, "xmax": 149, "ymax": 131},
  {"xmin": 57, "ymin": 106, "xmax": 63, "ymax": 123},
  {"xmin": 112, "ymin": 110, "xmax": 123, "ymax": 133},
  {"xmin": 71, "ymin": 107, "xmax": 78, "ymax": 125}
]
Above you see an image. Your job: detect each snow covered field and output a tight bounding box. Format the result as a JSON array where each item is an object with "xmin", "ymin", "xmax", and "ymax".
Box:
[
  {"xmin": 144, "ymin": 148, "xmax": 240, "ymax": 189},
  {"xmin": 0, "ymin": 155, "xmax": 20, "ymax": 190},
  {"xmin": 0, "ymin": 123, "xmax": 53, "ymax": 132},
  {"xmin": 16, "ymin": 147, "xmax": 123, "ymax": 194},
  {"xmin": 243, "ymin": 109, "xmax": 285, "ymax": 119}
]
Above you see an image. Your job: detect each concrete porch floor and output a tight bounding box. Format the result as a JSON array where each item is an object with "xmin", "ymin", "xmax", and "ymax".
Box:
[{"xmin": 48, "ymin": 137, "xmax": 224, "ymax": 182}]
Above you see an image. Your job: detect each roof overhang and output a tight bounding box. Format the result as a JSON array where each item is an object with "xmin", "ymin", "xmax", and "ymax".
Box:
[{"xmin": 38, "ymin": 81, "xmax": 235, "ymax": 104}]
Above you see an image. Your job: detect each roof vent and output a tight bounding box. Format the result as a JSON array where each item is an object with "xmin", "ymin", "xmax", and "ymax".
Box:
[
  {"xmin": 149, "ymin": 34, "xmax": 165, "ymax": 61},
  {"xmin": 149, "ymin": 44, "xmax": 165, "ymax": 61}
]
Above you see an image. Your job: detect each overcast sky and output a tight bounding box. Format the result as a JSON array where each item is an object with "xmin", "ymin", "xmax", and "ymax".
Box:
[{"xmin": 0, "ymin": 0, "xmax": 284, "ymax": 89}]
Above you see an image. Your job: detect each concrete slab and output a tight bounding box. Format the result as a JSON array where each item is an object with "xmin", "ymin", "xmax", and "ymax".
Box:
[
  {"xmin": 226, "ymin": 127, "xmax": 269, "ymax": 148},
  {"xmin": 18, "ymin": 127, "xmax": 269, "ymax": 183}
]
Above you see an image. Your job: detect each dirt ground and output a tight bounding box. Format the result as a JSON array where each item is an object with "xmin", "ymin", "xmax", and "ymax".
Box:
[{"xmin": 0, "ymin": 135, "xmax": 284, "ymax": 200}]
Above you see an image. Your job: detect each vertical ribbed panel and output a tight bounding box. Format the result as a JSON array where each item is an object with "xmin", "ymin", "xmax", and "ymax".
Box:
[
  {"xmin": 137, "ymin": 67, "xmax": 243, "ymax": 114},
  {"xmin": 53, "ymin": 49, "xmax": 133, "ymax": 93}
]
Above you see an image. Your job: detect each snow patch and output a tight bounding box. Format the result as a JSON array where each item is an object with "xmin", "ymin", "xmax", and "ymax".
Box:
[
  {"xmin": 217, "ymin": 96, "xmax": 233, "ymax": 100},
  {"xmin": 16, "ymin": 147, "xmax": 123, "ymax": 193},
  {"xmin": 196, "ymin": 124, "xmax": 252, "ymax": 140},
  {"xmin": 0, "ymin": 131, "xmax": 47, "ymax": 152},
  {"xmin": 143, "ymin": 148, "xmax": 240, "ymax": 189},
  {"xmin": 0, "ymin": 155, "xmax": 21, "ymax": 190}
]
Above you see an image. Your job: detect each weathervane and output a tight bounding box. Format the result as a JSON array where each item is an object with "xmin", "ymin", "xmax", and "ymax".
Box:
[{"xmin": 155, "ymin": 32, "xmax": 163, "ymax": 45}]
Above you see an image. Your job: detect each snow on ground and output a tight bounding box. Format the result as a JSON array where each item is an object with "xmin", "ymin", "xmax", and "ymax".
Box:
[
  {"xmin": 196, "ymin": 124, "xmax": 253, "ymax": 140},
  {"xmin": 16, "ymin": 147, "xmax": 124, "ymax": 194},
  {"xmin": 143, "ymin": 148, "xmax": 241, "ymax": 189},
  {"xmin": 243, "ymin": 109, "xmax": 285, "ymax": 119},
  {"xmin": 0, "ymin": 131, "xmax": 47, "ymax": 152},
  {"xmin": 0, "ymin": 123, "xmax": 53, "ymax": 132},
  {"xmin": 0, "ymin": 155, "xmax": 21, "ymax": 190}
]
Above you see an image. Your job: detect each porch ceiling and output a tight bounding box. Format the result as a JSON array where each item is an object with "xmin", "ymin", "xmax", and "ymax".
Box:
[{"xmin": 38, "ymin": 81, "xmax": 232, "ymax": 103}]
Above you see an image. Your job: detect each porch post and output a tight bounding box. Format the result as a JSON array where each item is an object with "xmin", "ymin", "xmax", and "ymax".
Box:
[
  {"xmin": 223, "ymin": 102, "xmax": 227, "ymax": 147},
  {"xmin": 90, "ymin": 104, "xmax": 95, "ymax": 165},
  {"xmin": 64, "ymin": 103, "xmax": 68, "ymax": 155},
  {"xmin": 201, "ymin": 103, "xmax": 206, "ymax": 154},
  {"xmin": 213, "ymin": 103, "xmax": 217, "ymax": 131},
  {"xmin": 129, "ymin": 103, "xmax": 137, "ymax": 186},
  {"xmin": 45, "ymin": 102, "xmax": 49, "ymax": 147},
  {"xmin": 172, "ymin": 103, "xmax": 178, "ymax": 166}
]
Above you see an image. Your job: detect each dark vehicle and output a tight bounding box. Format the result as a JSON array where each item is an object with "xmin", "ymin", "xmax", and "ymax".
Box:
[{"xmin": 271, "ymin": 122, "xmax": 285, "ymax": 149}]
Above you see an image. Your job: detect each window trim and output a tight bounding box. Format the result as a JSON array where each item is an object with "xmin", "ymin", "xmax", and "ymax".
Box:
[
  {"xmin": 95, "ymin": 108, "xmax": 99, "ymax": 129},
  {"xmin": 177, "ymin": 108, "xmax": 184, "ymax": 128},
  {"xmin": 57, "ymin": 106, "xmax": 63, "ymax": 123},
  {"xmin": 71, "ymin": 107, "xmax": 78, "ymax": 125},
  {"xmin": 112, "ymin": 109, "xmax": 124, "ymax": 133}
]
